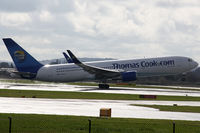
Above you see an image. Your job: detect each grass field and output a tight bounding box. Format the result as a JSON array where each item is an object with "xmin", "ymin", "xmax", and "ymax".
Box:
[
  {"xmin": 132, "ymin": 104, "xmax": 200, "ymax": 113},
  {"xmin": 1, "ymin": 89, "xmax": 200, "ymax": 101},
  {"xmin": 0, "ymin": 113, "xmax": 200, "ymax": 133}
]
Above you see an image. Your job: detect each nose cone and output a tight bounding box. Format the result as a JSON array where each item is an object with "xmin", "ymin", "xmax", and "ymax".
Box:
[{"xmin": 187, "ymin": 58, "xmax": 198, "ymax": 69}]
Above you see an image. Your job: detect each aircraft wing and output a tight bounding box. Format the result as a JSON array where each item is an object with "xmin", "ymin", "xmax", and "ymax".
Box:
[{"xmin": 67, "ymin": 50, "xmax": 122, "ymax": 79}]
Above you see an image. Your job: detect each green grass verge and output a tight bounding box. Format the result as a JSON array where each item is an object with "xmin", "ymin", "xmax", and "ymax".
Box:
[
  {"xmin": 131, "ymin": 104, "xmax": 200, "ymax": 113},
  {"xmin": 1, "ymin": 113, "xmax": 200, "ymax": 133},
  {"xmin": 1, "ymin": 89, "xmax": 200, "ymax": 101}
]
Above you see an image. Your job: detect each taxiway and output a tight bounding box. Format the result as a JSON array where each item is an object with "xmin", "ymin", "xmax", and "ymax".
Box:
[
  {"xmin": 0, "ymin": 97, "xmax": 200, "ymax": 121},
  {"xmin": 1, "ymin": 82, "xmax": 200, "ymax": 97}
]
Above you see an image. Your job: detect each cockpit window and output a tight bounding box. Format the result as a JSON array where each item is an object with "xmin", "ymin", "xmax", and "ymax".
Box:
[{"xmin": 188, "ymin": 58, "xmax": 192, "ymax": 62}]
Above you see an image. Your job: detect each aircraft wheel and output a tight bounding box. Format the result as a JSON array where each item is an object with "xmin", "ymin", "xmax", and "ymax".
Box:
[{"xmin": 98, "ymin": 84, "xmax": 109, "ymax": 89}]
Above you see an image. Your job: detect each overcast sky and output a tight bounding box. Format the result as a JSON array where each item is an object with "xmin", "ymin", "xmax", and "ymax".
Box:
[{"xmin": 0, "ymin": 0, "xmax": 200, "ymax": 63}]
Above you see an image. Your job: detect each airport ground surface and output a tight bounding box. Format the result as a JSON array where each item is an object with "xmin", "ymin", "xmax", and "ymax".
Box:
[
  {"xmin": 1, "ymin": 97, "xmax": 200, "ymax": 121},
  {"xmin": 1, "ymin": 81, "xmax": 200, "ymax": 97},
  {"xmin": 0, "ymin": 80, "xmax": 200, "ymax": 122}
]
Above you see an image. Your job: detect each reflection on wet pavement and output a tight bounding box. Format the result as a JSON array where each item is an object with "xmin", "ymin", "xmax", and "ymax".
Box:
[
  {"xmin": 1, "ymin": 82, "xmax": 200, "ymax": 121},
  {"xmin": 0, "ymin": 82, "xmax": 200, "ymax": 97},
  {"xmin": 0, "ymin": 97, "xmax": 200, "ymax": 121}
]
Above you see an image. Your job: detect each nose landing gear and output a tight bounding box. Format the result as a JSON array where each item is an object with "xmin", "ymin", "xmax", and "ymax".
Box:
[{"xmin": 98, "ymin": 84, "xmax": 110, "ymax": 89}]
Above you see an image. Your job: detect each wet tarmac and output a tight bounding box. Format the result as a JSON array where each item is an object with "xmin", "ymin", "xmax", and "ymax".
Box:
[
  {"xmin": 1, "ymin": 82, "xmax": 200, "ymax": 121},
  {"xmin": 0, "ymin": 97, "xmax": 200, "ymax": 121},
  {"xmin": 1, "ymin": 82, "xmax": 200, "ymax": 97}
]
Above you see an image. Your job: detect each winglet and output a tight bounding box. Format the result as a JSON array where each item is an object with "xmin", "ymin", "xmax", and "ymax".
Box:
[
  {"xmin": 63, "ymin": 52, "xmax": 73, "ymax": 63},
  {"xmin": 67, "ymin": 50, "xmax": 81, "ymax": 64}
]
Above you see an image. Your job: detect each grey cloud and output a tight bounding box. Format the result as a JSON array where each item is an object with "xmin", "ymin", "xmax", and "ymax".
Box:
[
  {"xmin": 1, "ymin": 0, "xmax": 200, "ymax": 62},
  {"xmin": 156, "ymin": 1, "xmax": 200, "ymax": 8},
  {"xmin": 44, "ymin": 0, "xmax": 74, "ymax": 13},
  {"xmin": 0, "ymin": 0, "xmax": 74, "ymax": 13},
  {"xmin": 0, "ymin": 0, "xmax": 40, "ymax": 12},
  {"xmin": 156, "ymin": 1, "xmax": 181, "ymax": 8},
  {"xmin": 175, "ymin": 22, "xmax": 199, "ymax": 34}
]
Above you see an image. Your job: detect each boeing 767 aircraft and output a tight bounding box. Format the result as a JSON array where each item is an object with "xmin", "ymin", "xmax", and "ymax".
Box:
[{"xmin": 2, "ymin": 38, "xmax": 198, "ymax": 89}]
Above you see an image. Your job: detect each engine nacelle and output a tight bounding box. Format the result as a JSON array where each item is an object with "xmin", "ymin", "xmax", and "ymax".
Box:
[{"xmin": 121, "ymin": 71, "xmax": 137, "ymax": 82}]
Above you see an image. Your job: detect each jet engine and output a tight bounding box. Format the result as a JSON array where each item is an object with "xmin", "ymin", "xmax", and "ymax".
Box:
[{"xmin": 121, "ymin": 71, "xmax": 137, "ymax": 82}]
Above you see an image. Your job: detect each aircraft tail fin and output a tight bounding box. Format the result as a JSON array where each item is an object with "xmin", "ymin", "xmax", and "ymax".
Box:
[
  {"xmin": 2, "ymin": 38, "xmax": 43, "ymax": 74},
  {"xmin": 63, "ymin": 52, "xmax": 73, "ymax": 63}
]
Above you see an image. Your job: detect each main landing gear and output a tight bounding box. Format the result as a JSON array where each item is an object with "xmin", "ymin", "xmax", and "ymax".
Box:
[{"xmin": 98, "ymin": 84, "xmax": 110, "ymax": 89}]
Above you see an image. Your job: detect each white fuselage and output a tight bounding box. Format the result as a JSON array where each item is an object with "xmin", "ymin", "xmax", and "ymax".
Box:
[{"xmin": 36, "ymin": 56, "xmax": 198, "ymax": 82}]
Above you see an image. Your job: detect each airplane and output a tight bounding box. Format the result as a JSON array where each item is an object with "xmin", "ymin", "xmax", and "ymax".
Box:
[
  {"xmin": 2, "ymin": 38, "xmax": 199, "ymax": 89},
  {"xmin": 63, "ymin": 52, "xmax": 73, "ymax": 63}
]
